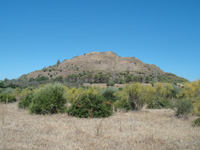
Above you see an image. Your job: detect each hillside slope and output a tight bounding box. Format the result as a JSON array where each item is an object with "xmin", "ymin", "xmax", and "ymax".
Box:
[{"xmin": 15, "ymin": 51, "xmax": 188, "ymax": 87}]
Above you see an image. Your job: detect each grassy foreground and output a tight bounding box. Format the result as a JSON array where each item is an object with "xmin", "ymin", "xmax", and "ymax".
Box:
[{"xmin": 0, "ymin": 103, "xmax": 200, "ymax": 150}]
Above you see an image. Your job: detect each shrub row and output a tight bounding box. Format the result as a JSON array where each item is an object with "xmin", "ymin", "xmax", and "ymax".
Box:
[
  {"xmin": 0, "ymin": 94, "xmax": 16, "ymax": 103},
  {"xmin": 16, "ymin": 81, "xmax": 199, "ymax": 121},
  {"xmin": 18, "ymin": 83, "xmax": 113, "ymax": 118}
]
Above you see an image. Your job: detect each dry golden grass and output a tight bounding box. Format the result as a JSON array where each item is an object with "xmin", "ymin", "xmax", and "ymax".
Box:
[{"xmin": 0, "ymin": 103, "xmax": 200, "ymax": 150}]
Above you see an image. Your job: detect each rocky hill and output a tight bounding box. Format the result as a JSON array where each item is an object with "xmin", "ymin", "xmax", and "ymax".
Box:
[
  {"xmin": 26, "ymin": 51, "xmax": 163, "ymax": 78},
  {"xmin": 16, "ymin": 51, "xmax": 188, "ymax": 87}
]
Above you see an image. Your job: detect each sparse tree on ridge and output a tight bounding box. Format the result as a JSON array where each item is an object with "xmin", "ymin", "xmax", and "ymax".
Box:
[{"xmin": 57, "ymin": 59, "xmax": 61, "ymax": 67}]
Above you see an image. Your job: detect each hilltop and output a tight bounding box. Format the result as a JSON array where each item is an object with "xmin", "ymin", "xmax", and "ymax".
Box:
[{"xmin": 26, "ymin": 51, "xmax": 164, "ymax": 77}]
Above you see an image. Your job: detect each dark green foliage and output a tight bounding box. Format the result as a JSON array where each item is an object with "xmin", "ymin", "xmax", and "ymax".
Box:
[
  {"xmin": 43, "ymin": 68, "xmax": 47, "ymax": 72},
  {"xmin": 29, "ymin": 83, "xmax": 66, "ymax": 114},
  {"xmin": 66, "ymin": 74, "xmax": 78, "ymax": 83},
  {"xmin": 93, "ymin": 74, "xmax": 99, "ymax": 83},
  {"xmin": 145, "ymin": 76, "xmax": 150, "ymax": 83},
  {"xmin": 0, "ymin": 94, "xmax": 16, "ymax": 103},
  {"xmin": 6, "ymin": 83, "xmax": 18, "ymax": 88},
  {"xmin": 158, "ymin": 73, "xmax": 189, "ymax": 83},
  {"xmin": 18, "ymin": 94, "xmax": 33, "ymax": 109},
  {"xmin": 0, "ymin": 81, "xmax": 18, "ymax": 88},
  {"xmin": 106, "ymin": 81, "xmax": 115, "ymax": 86},
  {"xmin": 68, "ymin": 92, "xmax": 112, "ymax": 118},
  {"xmin": 99, "ymin": 74, "xmax": 109, "ymax": 83},
  {"xmin": 194, "ymin": 117, "xmax": 200, "ymax": 127},
  {"xmin": 118, "ymin": 100, "xmax": 131, "ymax": 111},
  {"xmin": 147, "ymin": 97, "xmax": 172, "ymax": 109},
  {"xmin": 133, "ymin": 76, "xmax": 138, "ymax": 82},
  {"xmin": 93, "ymin": 73, "xmax": 109, "ymax": 83},
  {"xmin": 101, "ymin": 87, "xmax": 117, "ymax": 103},
  {"xmin": 138, "ymin": 76, "xmax": 144, "ymax": 83},
  {"xmin": 13, "ymin": 71, "xmax": 188, "ymax": 87},
  {"xmin": 29, "ymin": 78, "xmax": 35, "ymax": 82},
  {"xmin": 114, "ymin": 78, "xmax": 125, "ymax": 84},
  {"xmin": 4, "ymin": 78, "xmax": 9, "ymax": 83},
  {"xmin": 174, "ymin": 99, "xmax": 193, "ymax": 117},
  {"xmin": 57, "ymin": 60, "xmax": 60, "ymax": 67},
  {"xmin": 35, "ymin": 76, "xmax": 49, "ymax": 82},
  {"xmin": 0, "ymin": 82, "xmax": 5, "ymax": 88},
  {"xmin": 125, "ymin": 75, "xmax": 132, "ymax": 83},
  {"xmin": 54, "ymin": 75, "xmax": 64, "ymax": 82}
]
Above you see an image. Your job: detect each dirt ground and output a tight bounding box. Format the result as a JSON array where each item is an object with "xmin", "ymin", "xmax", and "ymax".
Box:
[{"xmin": 0, "ymin": 103, "xmax": 200, "ymax": 150}]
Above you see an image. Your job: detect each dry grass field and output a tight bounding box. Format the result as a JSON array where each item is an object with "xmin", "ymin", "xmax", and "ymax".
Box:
[{"xmin": 0, "ymin": 103, "xmax": 200, "ymax": 150}]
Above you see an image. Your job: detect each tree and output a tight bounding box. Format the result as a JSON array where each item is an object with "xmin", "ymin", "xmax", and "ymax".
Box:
[
  {"xmin": 0, "ymin": 82, "xmax": 5, "ymax": 88},
  {"xmin": 4, "ymin": 78, "xmax": 9, "ymax": 83},
  {"xmin": 87, "ymin": 73, "xmax": 93, "ymax": 83},
  {"xmin": 57, "ymin": 60, "xmax": 61, "ymax": 67},
  {"xmin": 36, "ymin": 76, "xmax": 49, "ymax": 82},
  {"xmin": 29, "ymin": 78, "xmax": 35, "ymax": 82},
  {"xmin": 29, "ymin": 83, "xmax": 66, "ymax": 114},
  {"xmin": 94, "ymin": 74, "xmax": 99, "ymax": 83},
  {"xmin": 67, "ymin": 88, "xmax": 112, "ymax": 118},
  {"xmin": 145, "ymin": 76, "xmax": 150, "ymax": 83},
  {"xmin": 138, "ymin": 76, "xmax": 144, "ymax": 83},
  {"xmin": 125, "ymin": 83, "xmax": 144, "ymax": 110},
  {"xmin": 125, "ymin": 75, "xmax": 132, "ymax": 83},
  {"xmin": 133, "ymin": 76, "xmax": 138, "ymax": 82},
  {"xmin": 177, "ymin": 80, "xmax": 200, "ymax": 115},
  {"xmin": 54, "ymin": 75, "xmax": 64, "ymax": 82}
]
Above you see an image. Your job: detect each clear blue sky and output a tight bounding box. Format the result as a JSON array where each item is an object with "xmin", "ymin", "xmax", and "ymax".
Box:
[{"xmin": 0, "ymin": 0, "xmax": 199, "ymax": 81}]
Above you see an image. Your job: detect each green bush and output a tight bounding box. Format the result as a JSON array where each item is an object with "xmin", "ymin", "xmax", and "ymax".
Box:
[
  {"xmin": 0, "ymin": 87, "xmax": 14, "ymax": 95},
  {"xmin": 125, "ymin": 83, "xmax": 144, "ymax": 110},
  {"xmin": 147, "ymin": 97, "xmax": 172, "ymax": 109},
  {"xmin": 174, "ymin": 99, "xmax": 193, "ymax": 117},
  {"xmin": 101, "ymin": 87, "xmax": 117, "ymax": 103},
  {"xmin": 68, "ymin": 90, "xmax": 112, "ymax": 118},
  {"xmin": 194, "ymin": 117, "xmax": 200, "ymax": 127},
  {"xmin": 106, "ymin": 81, "xmax": 115, "ymax": 86},
  {"xmin": 0, "ymin": 94, "xmax": 16, "ymax": 103},
  {"xmin": 29, "ymin": 83, "xmax": 66, "ymax": 114},
  {"xmin": 113, "ymin": 99, "xmax": 131, "ymax": 111},
  {"xmin": 18, "ymin": 94, "xmax": 33, "ymax": 109},
  {"xmin": 35, "ymin": 76, "xmax": 49, "ymax": 82},
  {"xmin": 0, "ymin": 82, "xmax": 5, "ymax": 88}
]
